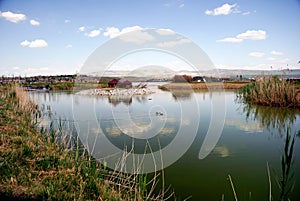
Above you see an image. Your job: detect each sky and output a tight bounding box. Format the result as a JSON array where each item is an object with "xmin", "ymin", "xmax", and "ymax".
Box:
[{"xmin": 0, "ymin": 0, "xmax": 300, "ymax": 76}]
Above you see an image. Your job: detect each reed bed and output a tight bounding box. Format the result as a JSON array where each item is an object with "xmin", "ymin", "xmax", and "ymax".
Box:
[
  {"xmin": 0, "ymin": 85, "xmax": 170, "ymax": 200},
  {"xmin": 239, "ymin": 75, "xmax": 299, "ymax": 107}
]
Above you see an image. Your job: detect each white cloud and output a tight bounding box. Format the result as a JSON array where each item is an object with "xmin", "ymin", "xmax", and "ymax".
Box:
[
  {"xmin": 157, "ymin": 38, "xmax": 191, "ymax": 48},
  {"xmin": 103, "ymin": 27, "xmax": 121, "ymax": 38},
  {"xmin": 179, "ymin": 4, "xmax": 184, "ymax": 8},
  {"xmin": 121, "ymin": 26, "xmax": 143, "ymax": 33},
  {"xmin": 85, "ymin": 29, "xmax": 101, "ymax": 37},
  {"xmin": 242, "ymin": 11, "xmax": 250, "ymax": 15},
  {"xmin": 104, "ymin": 26, "xmax": 155, "ymax": 44},
  {"xmin": 217, "ymin": 37, "xmax": 243, "ymax": 43},
  {"xmin": 267, "ymin": 57, "xmax": 276, "ymax": 61},
  {"xmin": 64, "ymin": 19, "xmax": 70, "ymax": 23},
  {"xmin": 20, "ymin": 40, "xmax": 30, "ymax": 47},
  {"xmin": 205, "ymin": 3, "xmax": 237, "ymax": 16},
  {"xmin": 119, "ymin": 30, "xmax": 154, "ymax": 44},
  {"xmin": 65, "ymin": 44, "xmax": 72, "ymax": 48},
  {"xmin": 103, "ymin": 25, "xmax": 143, "ymax": 39},
  {"xmin": 30, "ymin": 19, "xmax": 40, "ymax": 26},
  {"xmin": 20, "ymin": 39, "xmax": 48, "ymax": 48},
  {"xmin": 249, "ymin": 52, "xmax": 265, "ymax": 57},
  {"xmin": 217, "ymin": 30, "xmax": 266, "ymax": 43},
  {"xmin": 270, "ymin": 50, "xmax": 283, "ymax": 55},
  {"xmin": 155, "ymin": 28, "xmax": 176, "ymax": 35},
  {"xmin": 0, "ymin": 11, "xmax": 26, "ymax": 23},
  {"xmin": 236, "ymin": 30, "xmax": 266, "ymax": 40},
  {"xmin": 78, "ymin": 26, "xmax": 85, "ymax": 32}
]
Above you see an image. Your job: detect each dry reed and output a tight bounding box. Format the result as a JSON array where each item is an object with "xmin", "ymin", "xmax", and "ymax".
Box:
[{"xmin": 239, "ymin": 75, "xmax": 299, "ymax": 107}]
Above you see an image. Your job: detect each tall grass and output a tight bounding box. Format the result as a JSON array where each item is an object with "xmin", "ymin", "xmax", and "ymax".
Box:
[
  {"xmin": 239, "ymin": 75, "xmax": 299, "ymax": 107},
  {"xmin": 0, "ymin": 85, "xmax": 170, "ymax": 200}
]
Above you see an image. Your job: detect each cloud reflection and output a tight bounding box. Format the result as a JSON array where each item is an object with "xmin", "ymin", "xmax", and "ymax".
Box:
[
  {"xmin": 213, "ymin": 146, "xmax": 230, "ymax": 158},
  {"xmin": 225, "ymin": 119, "xmax": 263, "ymax": 132}
]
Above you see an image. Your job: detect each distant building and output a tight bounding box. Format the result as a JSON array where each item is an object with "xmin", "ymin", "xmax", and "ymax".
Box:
[
  {"xmin": 119, "ymin": 80, "xmax": 132, "ymax": 88},
  {"xmin": 192, "ymin": 76, "xmax": 206, "ymax": 82},
  {"xmin": 108, "ymin": 79, "xmax": 119, "ymax": 87}
]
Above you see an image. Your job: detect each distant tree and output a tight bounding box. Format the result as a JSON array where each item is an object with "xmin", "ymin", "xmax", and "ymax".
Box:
[
  {"xmin": 240, "ymin": 75, "xmax": 243, "ymax": 80},
  {"xmin": 173, "ymin": 75, "xmax": 192, "ymax": 83}
]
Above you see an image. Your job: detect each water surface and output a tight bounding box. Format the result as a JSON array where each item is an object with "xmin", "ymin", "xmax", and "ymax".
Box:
[{"xmin": 30, "ymin": 86, "xmax": 300, "ymax": 200}]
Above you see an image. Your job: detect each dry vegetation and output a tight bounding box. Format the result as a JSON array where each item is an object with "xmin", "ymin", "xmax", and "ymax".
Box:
[
  {"xmin": 158, "ymin": 82, "xmax": 247, "ymax": 91},
  {"xmin": 239, "ymin": 76, "xmax": 300, "ymax": 107}
]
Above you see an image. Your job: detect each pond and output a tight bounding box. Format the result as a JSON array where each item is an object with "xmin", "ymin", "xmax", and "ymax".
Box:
[{"xmin": 29, "ymin": 83, "xmax": 300, "ymax": 201}]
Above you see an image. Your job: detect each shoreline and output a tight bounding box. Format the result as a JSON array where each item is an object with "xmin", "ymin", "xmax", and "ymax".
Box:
[
  {"xmin": 158, "ymin": 82, "xmax": 248, "ymax": 91},
  {"xmin": 76, "ymin": 87, "xmax": 154, "ymax": 96}
]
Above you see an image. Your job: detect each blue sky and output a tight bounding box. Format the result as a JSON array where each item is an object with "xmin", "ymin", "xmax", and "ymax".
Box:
[{"xmin": 1, "ymin": 0, "xmax": 300, "ymax": 76}]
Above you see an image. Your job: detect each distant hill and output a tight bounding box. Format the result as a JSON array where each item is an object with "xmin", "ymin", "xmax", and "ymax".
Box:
[{"xmin": 87, "ymin": 68, "xmax": 300, "ymax": 79}]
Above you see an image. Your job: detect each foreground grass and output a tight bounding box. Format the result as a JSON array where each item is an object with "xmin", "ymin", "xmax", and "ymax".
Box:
[{"xmin": 0, "ymin": 85, "xmax": 163, "ymax": 200}]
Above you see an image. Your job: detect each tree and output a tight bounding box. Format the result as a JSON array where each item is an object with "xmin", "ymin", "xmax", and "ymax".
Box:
[{"xmin": 173, "ymin": 75, "xmax": 192, "ymax": 83}]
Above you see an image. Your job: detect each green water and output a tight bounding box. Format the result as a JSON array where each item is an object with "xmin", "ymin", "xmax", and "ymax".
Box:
[{"xmin": 30, "ymin": 87, "xmax": 300, "ymax": 200}]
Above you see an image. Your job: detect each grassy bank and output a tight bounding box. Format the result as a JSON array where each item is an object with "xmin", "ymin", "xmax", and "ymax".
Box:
[
  {"xmin": 238, "ymin": 76, "xmax": 300, "ymax": 107},
  {"xmin": 0, "ymin": 85, "xmax": 164, "ymax": 200},
  {"xmin": 158, "ymin": 82, "xmax": 248, "ymax": 91}
]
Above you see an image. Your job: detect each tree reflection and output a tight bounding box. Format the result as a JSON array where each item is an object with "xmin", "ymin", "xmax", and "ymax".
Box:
[
  {"xmin": 108, "ymin": 95, "xmax": 133, "ymax": 106},
  {"xmin": 171, "ymin": 90, "xmax": 192, "ymax": 101},
  {"xmin": 242, "ymin": 104, "xmax": 300, "ymax": 136}
]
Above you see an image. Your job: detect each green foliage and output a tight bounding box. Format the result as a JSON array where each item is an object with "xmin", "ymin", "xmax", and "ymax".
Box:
[{"xmin": 49, "ymin": 82, "xmax": 74, "ymax": 90}]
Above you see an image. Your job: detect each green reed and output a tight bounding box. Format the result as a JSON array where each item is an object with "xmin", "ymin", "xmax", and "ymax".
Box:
[{"xmin": 278, "ymin": 129, "xmax": 295, "ymax": 201}]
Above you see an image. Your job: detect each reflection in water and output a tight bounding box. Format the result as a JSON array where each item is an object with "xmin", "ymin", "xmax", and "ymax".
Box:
[
  {"xmin": 171, "ymin": 90, "xmax": 192, "ymax": 101},
  {"xmin": 225, "ymin": 119, "xmax": 263, "ymax": 132},
  {"xmin": 108, "ymin": 95, "xmax": 132, "ymax": 106},
  {"xmin": 100, "ymin": 120, "xmax": 178, "ymax": 154},
  {"xmin": 241, "ymin": 104, "xmax": 300, "ymax": 136},
  {"xmin": 108, "ymin": 95, "xmax": 151, "ymax": 106},
  {"xmin": 30, "ymin": 90, "xmax": 300, "ymax": 200},
  {"xmin": 213, "ymin": 146, "xmax": 229, "ymax": 158},
  {"xmin": 279, "ymin": 130, "xmax": 296, "ymax": 200}
]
